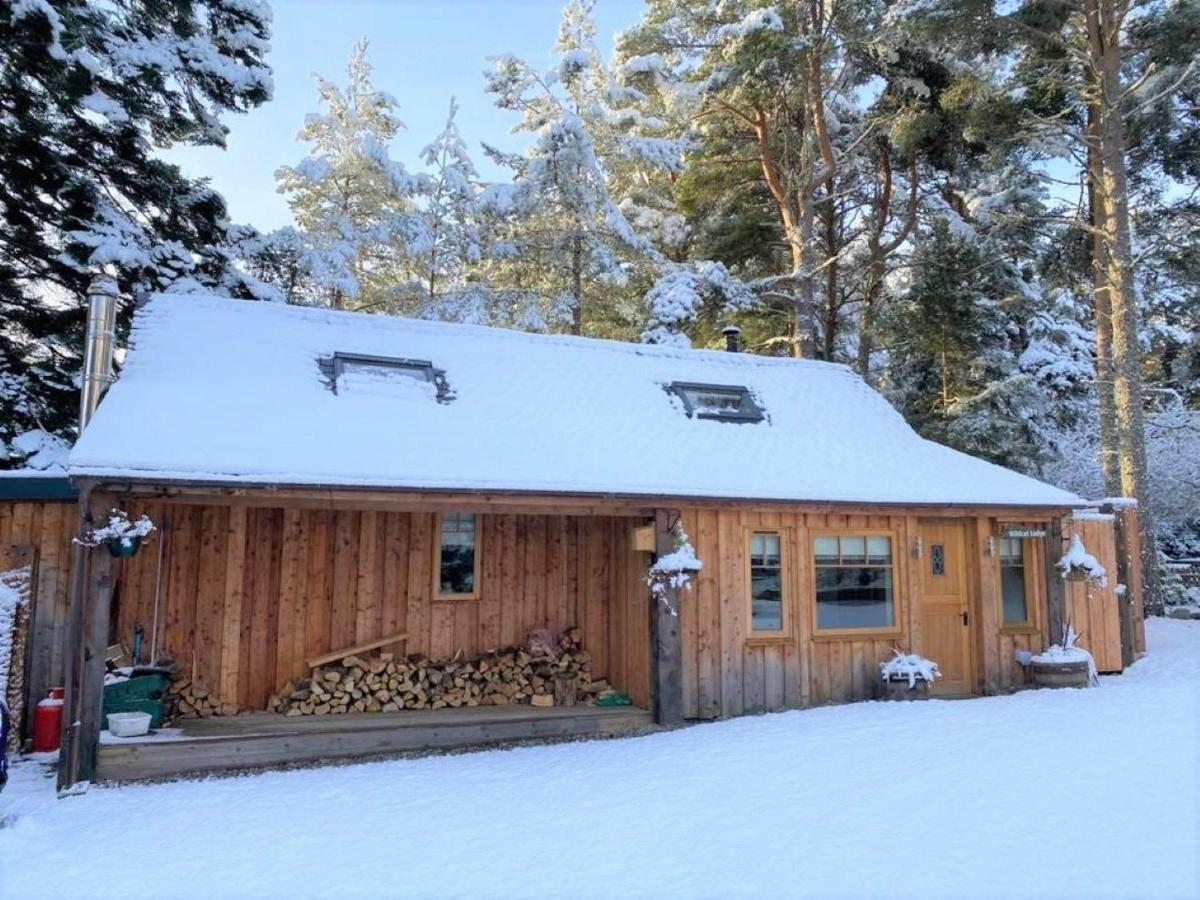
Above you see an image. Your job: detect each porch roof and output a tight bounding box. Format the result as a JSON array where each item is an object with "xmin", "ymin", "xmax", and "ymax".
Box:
[{"xmin": 68, "ymin": 294, "xmax": 1082, "ymax": 508}]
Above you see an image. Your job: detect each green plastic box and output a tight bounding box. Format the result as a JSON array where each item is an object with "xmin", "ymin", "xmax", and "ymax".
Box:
[{"xmin": 102, "ymin": 674, "xmax": 166, "ymax": 729}]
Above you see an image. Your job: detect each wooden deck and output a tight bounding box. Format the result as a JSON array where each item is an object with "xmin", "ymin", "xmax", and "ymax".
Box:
[{"xmin": 95, "ymin": 705, "xmax": 654, "ymax": 782}]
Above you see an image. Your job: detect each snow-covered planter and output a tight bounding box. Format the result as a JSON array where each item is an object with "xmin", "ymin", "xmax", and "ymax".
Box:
[
  {"xmin": 1056, "ymin": 534, "xmax": 1107, "ymax": 585},
  {"xmin": 1031, "ymin": 625, "xmax": 1098, "ymax": 688},
  {"xmin": 646, "ymin": 525, "xmax": 702, "ymax": 617},
  {"xmin": 75, "ymin": 509, "xmax": 156, "ymax": 558},
  {"xmin": 879, "ymin": 650, "xmax": 940, "ymax": 700}
]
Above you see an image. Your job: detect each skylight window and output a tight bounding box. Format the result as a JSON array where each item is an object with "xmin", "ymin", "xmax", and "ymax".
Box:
[
  {"xmin": 667, "ymin": 381, "xmax": 764, "ymax": 423},
  {"xmin": 322, "ymin": 353, "xmax": 453, "ymax": 403}
]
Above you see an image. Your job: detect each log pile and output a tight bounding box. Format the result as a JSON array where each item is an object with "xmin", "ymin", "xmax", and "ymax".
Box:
[
  {"xmin": 268, "ymin": 627, "xmax": 610, "ymax": 716},
  {"xmin": 168, "ymin": 680, "xmax": 238, "ymax": 719},
  {"xmin": 1, "ymin": 565, "xmax": 32, "ymax": 747}
]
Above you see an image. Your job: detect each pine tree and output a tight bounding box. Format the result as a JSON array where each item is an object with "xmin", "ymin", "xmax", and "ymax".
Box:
[
  {"xmin": 412, "ymin": 98, "xmax": 483, "ymax": 313},
  {"xmin": 481, "ymin": 0, "xmax": 654, "ymax": 336},
  {"xmin": 275, "ymin": 39, "xmax": 423, "ymax": 312},
  {"xmin": 0, "ymin": 0, "xmax": 273, "ymax": 460}
]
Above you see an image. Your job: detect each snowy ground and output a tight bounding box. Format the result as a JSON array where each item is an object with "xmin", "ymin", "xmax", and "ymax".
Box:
[{"xmin": 1, "ymin": 620, "xmax": 1196, "ymax": 900}]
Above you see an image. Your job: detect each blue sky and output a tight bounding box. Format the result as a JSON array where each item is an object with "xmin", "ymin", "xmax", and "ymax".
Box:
[{"xmin": 164, "ymin": 0, "xmax": 644, "ymax": 232}]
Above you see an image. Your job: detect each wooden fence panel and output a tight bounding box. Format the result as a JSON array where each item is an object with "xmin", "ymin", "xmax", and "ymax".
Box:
[
  {"xmin": 1064, "ymin": 514, "xmax": 1124, "ymax": 673},
  {"xmin": 0, "ymin": 501, "xmax": 77, "ymax": 731}
]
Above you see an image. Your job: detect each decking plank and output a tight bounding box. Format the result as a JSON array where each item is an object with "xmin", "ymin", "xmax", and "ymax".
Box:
[{"xmin": 95, "ymin": 706, "xmax": 653, "ymax": 782}]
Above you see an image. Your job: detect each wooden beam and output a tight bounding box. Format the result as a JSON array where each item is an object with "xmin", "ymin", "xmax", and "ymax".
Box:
[
  {"xmin": 1104, "ymin": 502, "xmax": 1138, "ymax": 666},
  {"xmin": 58, "ymin": 486, "xmax": 116, "ymax": 792},
  {"xmin": 77, "ymin": 548, "xmax": 114, "ymax": 784},
  {"xmin": 56, "ymin": 487, "xmax": 92, "ymax": 793},
  {"xmin": 91, "ymin": 478, "xmax": 1074, "ymax": 521},
  {"xmin": 650, "ymin": 509, "xmax": 683, "ymax": 726},
  {"xmin": 305, "ymin": 631, "xmax": 410, "ymax": 669},
  {"xmin": 1044, "ymin": 517, "xmax": 1066, "ymax": 647}
]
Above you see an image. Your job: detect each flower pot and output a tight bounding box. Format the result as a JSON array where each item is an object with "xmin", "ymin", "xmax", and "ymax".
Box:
[
  {"xmin": 880, "ymin": 677, "xmax": 931, "ymax": 701},
  {"xmin": 1031, "ymin": 659, "xmax": 1090, "ymax": 688},
  {"xmin": 108, "ymin": 535, "xmax": 142, "ymax": 558}
]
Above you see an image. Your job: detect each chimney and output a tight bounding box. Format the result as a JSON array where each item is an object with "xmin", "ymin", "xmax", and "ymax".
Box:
[
  {"xmin": 79, "ymin": 275, "xmax": 119, "ymax": 431},
  {"xmin": 721, "ymin": 325, "xmax": 741, "ymax": 353}
]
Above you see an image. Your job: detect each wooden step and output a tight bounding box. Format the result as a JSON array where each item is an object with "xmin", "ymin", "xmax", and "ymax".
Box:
[{"xmin": 95, "ymin": 705, "xmax": 653, "ymax": 782}]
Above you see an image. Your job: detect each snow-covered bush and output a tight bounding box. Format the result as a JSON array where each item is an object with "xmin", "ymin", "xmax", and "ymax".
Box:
[
  {"xmin": 879, "ymin": 650, "xmax": 941, "ymax": 688},
  {"xmin": 1056, "ymin": 534, "xmax": 1107, "ymax": 586},
  {"xmin": 75, "ymin": 509, "xmax": 156, "ymax": 552}
]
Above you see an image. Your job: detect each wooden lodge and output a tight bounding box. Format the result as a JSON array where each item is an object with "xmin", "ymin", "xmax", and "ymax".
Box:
[{"xmin": 0, "ymin": 295, "xmax": 1145, "ymax": 788}]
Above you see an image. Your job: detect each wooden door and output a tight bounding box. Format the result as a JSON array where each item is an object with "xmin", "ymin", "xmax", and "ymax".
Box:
[{"xmin": 916, "ymin": 522, "xmax": 974, "ymax": 696}]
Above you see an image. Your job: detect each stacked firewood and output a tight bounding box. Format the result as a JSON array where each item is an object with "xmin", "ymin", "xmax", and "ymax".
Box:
[
  {"xmin": 169, "ymin": 680, "xmax": 238, "ymax": 719},
  {"xmin": 268, "ymin": 627, "xmax": 610, "ymax": 716}
]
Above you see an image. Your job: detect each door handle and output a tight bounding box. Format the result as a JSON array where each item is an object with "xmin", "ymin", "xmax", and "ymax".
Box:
[{"xmin": 961, "ymin": 611, "xmax": 969, "ymax": 626}]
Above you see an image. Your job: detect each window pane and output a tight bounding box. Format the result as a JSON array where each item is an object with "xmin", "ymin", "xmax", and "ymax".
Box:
[
  {"xmin": 814, "ymin": 536, "xmax": 839, "ymax": 562},
  {"xmin": 1002, "ymin": 564, "xmax": 1027, "ymax": 624},
  {"xmin": 440, "ymin": 513, "xmax": 476, "ymax": 594},
  {"xmin": 750, "ymin": 533, "xmax": 764, "ymax": 560},
  {"xmin": 762, "ymin": 533, "xmax": 780, "ymax": 566},
  {"xmin": 693, "ymin": 391, "xmax": 742, "ymax": 413},
  {"xmin": 751, "ymin": 532, "xmax": 783, "ymax": 632},
  {"xmin": 815, "ymin": 566, "xmax": 894, "ymax": 630},
  {"xmin": 1000, "ymin": 537, "xmax": 1023, "ymax": 565},
  {"xmin": 751, "ymin": 566, "xmax": 782, "ymax": 631},
  {"xmin": 866, "ymin": 536, "xmax": 891, "ymax": 564},
  {"xmin": 840, "ymin": 536, "xmax": 866, "ymax": 564}
]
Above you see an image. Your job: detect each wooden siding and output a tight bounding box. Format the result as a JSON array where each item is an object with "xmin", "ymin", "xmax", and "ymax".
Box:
[
  {"xmin": 677, "ymin": 508, "xmax": 1064, "ymax": 719},
  {"xmin": 1064, "ymin": 514, "xmax": 1124, "ymax": 673},
  {"xmin": 0, "ymin": 500, "xmax": 78, "ymax": 715},
  {"xmin": 111, "ymin": 503, "xmax": 652, "ymax": 711}
]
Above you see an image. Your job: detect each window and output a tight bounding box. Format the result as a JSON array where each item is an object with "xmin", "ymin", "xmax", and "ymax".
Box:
[
  {"xmin": 438, "ymin": 513, "xmax": 478, "ymax": 597},
  {"xmin": 325, "ymin": 353, "xmax": 453, "ymax": 402},
  {"xmin": 1000, "ymin": 537, "xmax": 1029, "ymax": 626},
  {"xmin": 749, "ymin": 532, "xmax": 784, "ymax": 633},
  {"xmin": 813, "ymin": 535, "xmax": 895, "ymax": 632},
  {"xmin": 667, "ymin": 382, "xmax": 764, "ymax": 423}
]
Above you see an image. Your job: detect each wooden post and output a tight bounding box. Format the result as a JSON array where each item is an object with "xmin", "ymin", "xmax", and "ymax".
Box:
[
  {"xmin": 57, "ymin": 487, "xmax": 115, "ymax": 793},
  {"xmin": 650, "ymin": 509, "xmax": 683, "ymax": 726},
  {"xmin": 1044, "ymin": 517, "xmax": 1066, "ymax": 647},
  {"xmin": 1102, "ymin": 502, "xmax": 1135, "ymax": 667}
]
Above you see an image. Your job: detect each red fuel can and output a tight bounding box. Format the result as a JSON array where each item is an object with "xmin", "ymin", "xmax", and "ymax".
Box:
[{"xmin": 32, "ymin": 687, "xmax": 65, "ymax": 753}]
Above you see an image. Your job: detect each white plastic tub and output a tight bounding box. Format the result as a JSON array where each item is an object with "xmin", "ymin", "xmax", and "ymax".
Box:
[{"xmin": 106, "ymin": 711, "xmax": 152, "ymax": 738}]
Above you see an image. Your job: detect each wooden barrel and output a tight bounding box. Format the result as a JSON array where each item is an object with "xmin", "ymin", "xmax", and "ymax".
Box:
[
  {"xmin": 1031, "ymin": 660, "xmax": 1090, "ymax": 688},
  {"xmin": 880, "ymin": 677, "xmax": 931, "ymax": 701}
]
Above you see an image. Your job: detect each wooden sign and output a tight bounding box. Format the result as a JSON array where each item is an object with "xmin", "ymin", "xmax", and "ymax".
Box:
[{"xmin": 1003, "ymin": 526, "xmax": 1046, "ymax": 539}]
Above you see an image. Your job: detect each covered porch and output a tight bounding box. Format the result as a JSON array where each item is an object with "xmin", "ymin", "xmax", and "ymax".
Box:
[{"xmin": 58, "ymin": 485, "xmax": 683, "ymax": 787}]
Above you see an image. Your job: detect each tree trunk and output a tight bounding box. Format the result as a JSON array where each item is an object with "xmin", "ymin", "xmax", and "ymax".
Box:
[
  {"xmin": 857, "ymin": 246, "xmax": 885, "ymax": 378},
  {"xmin": 570, "ymin": 232, "xmax": 583, "ymax": 336},
  {"xmin": 1087, "ymin": 96, "xmax": 1121, "ymax": 496},
  {"xmin": 820, "ymin": 184, "xmax": 839, "ymax": 361},
  {"xmin": 1085, "ymin": 0, "xmax": 1163, "ymax": 613}
]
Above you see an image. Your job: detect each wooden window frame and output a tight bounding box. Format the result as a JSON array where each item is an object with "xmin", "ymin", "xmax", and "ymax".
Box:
[
  {"xmin": 997, "ymin": 526, "xmax": 1043, "ymax": 635},
  {"xmin": 433, "ymin": 511, "xmax": 481, "ymax": 600},
  {"xmin": 746, "ymin": 529, "xmax": 789, "ymax": 641},
  {"xmin": 809, "ymin": 529, "xmax": 904, "ymax": 640}
]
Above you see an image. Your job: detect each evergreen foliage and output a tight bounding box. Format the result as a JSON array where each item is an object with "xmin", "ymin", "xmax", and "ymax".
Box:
[{"xmin": 0, "ymin": 0, "xmax": 273, "ymax": 459}]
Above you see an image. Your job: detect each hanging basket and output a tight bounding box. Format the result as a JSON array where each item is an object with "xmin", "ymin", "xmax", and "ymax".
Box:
[
  {"xmin": 108, "ymin": 535, "xmax": 143, "ymax": 558},
  {"xmin": 1061, "ymin": 566, "xmax": 1091, "ymax": 583}
]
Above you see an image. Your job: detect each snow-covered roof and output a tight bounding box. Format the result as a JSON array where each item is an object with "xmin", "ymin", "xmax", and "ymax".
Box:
[{"xmin": 68, "ymin": 294, "xmax": 1081, "ymax": 508}]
